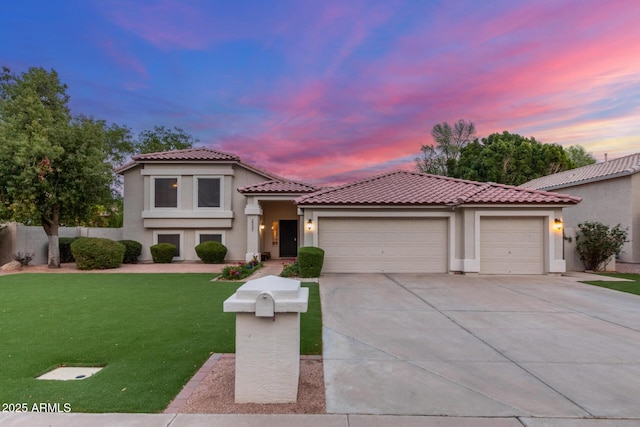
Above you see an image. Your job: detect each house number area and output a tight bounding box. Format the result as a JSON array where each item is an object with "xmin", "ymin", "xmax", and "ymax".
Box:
[{"xmin": 2, "ymin": 402, "xmax": 72, "ymax": 413}]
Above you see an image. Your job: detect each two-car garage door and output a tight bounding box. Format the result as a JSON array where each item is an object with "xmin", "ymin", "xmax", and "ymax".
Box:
[
  {"xmin": 318, "ymin": 216, "xmax": 547, "ymax": 274},
  {"xmin": 319, "ymin": 217, "xmax": 448, "ymax": 273}
]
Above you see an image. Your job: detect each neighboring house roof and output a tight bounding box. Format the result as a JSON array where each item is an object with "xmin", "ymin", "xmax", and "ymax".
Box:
[
  {"xmin": 296, "ymin": 170, "xmax": 581, "ymax": 206},
  {"xmin": 238, "ymin": 180, "xmax": 319, "ymax": 194},
  {"xmin": 520, "ymin": 153, "xmax": 640, "ymax": 191}
]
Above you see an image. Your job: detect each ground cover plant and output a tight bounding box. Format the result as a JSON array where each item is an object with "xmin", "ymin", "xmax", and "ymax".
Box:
[
  {"xmin": 582, "ymin": 273, "xmax": 640, "ymax": 296},
  {"xmin": 280, "ymin": 259, "xmax": 299, "ymax": 277},
  {"xmin": 220, "ymin": 257, "xmax": 262, "ymax": 280},
  {"xmin": 0, "ymin": 274, "xmax": 321, "ymax": 413}
]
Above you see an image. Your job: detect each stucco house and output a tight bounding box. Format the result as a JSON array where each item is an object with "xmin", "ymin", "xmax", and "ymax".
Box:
[
  {"xmin": 117, "ymin": 148, "xmax": 318, "ymax": 263},
  {"xmin": 521, "ymin": 153, "xmax": 640, "ymax": 265},
  {"xmin": 118, "ymin": 148, "xmax": 580, "ymax": 274}
]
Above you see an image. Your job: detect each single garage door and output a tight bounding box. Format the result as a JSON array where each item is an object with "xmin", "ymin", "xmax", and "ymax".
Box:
[
  {"xmin": 319, "ymin": 217, "xmax": 448, "ymax": 273},
  {"xmin": 480, "ymin": 217, "xmax": 545, "ymax": 274}
]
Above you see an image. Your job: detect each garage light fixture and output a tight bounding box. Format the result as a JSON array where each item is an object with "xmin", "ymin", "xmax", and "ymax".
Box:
[
  {"xmin": 553, "ymin": 218, "xmax": 563, "ymax": 231},
  {"xmin": 306, "ymin": 219, "xmax": 314, "ymax": 231}
]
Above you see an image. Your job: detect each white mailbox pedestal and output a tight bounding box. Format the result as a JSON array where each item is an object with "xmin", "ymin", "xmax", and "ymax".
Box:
[{"xmin": 223, "ymin": 275, "xmax": 309, "ymax": 403}]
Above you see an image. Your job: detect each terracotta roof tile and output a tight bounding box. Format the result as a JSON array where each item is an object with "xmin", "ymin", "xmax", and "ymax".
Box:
[
  {"xmin": 520, "ymin": 153, "xmax": 640, "ymax": 190},
  {"xmin": 118, "ymin": 147, "xmax": 280, "ymax": 180},
  {"xmin": 132, "ymin": 148, "xmax": 240, "ymax": 161},
  {"xmin": 238, "ymin": 180, "xmax": 319, "ymax": 194},
  {"xmin": 296, "ymin": 171, "xmax": 580, "ymax": 206}
]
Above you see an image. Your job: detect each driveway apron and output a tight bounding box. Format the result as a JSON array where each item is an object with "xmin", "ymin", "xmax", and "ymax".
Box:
[{"xmin": 320, "ymin": 273, "xmax": 640, "ymax": 418}]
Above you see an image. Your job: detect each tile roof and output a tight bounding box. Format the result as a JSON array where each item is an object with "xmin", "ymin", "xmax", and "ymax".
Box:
[
  {"xmin": 520, "ymin": 153, "xmax": 640, "ymax": 191},
  {"xmin": 296, "ymin": 170, "xmax": 581, "ymax": 206},
  {"xmin": 238, "ymin": 180, "xmax": 319, "ymax": 194},
  {"xmin": 132, "ymin": 148, "xmax": 240, "ymax": 161},
  {"xmin": 116, "ymin": 147, "xmax": 282, "ymax": 181}
]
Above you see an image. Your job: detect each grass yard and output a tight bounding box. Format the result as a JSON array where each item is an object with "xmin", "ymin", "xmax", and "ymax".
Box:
[
  {"xmin": 0, "ymin": 273, "xmax": 321, "ymax": 413},
  {"xmin": 582, "ymin": 273, "xmax": 640, "ymax": 296}
]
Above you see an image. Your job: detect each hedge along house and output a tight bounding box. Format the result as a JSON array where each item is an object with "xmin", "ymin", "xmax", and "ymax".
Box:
[
  {"xmin": 296, "ymin": 171, "xmax": 581, "ymax": 274},
  {"xmin": 117, "ymin": 148, "xmax": 318, "ymax": 263}
]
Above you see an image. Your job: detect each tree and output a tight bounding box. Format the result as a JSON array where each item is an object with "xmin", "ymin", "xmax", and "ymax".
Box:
[
  {"xmin": 103, "ymin": 122, "xmax": 135, "ymax": 168},
  {"xmin": 135, "ymin": 125, "xmax": 198, "ymax": 154},
  {"xmin": 454, "ymin": 131, "xmax": 574, "ymax": 185},
  {"xmin": 0, "ymin": 67, "xmax": 121, "ymax": 267},
  {"xmin": 565, "ymin": 145, "xmax": 596, "ymax": 168},
  {"xmin": 99, "ymin": 125, "xmax": 198, "ymax": 231},
  {"xmin": 574, "ymin": 221, "xmax": 628, "ymax": 271},
  {"xmin": 416, "ymin": 119, "xmax": 475, "ymax": 176}
]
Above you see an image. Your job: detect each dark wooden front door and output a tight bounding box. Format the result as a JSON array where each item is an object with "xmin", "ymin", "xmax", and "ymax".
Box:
[{"xmin": 279, "ymin": 220, "xmax": 298, "ymax": 258}]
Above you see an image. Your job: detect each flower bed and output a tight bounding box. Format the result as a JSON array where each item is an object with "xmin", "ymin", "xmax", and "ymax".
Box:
[
  {"xmin": 280, "ymin": 259, "xmax": 299, "ymax": 277},
  {"xmin": 220, "ymin": 258, "xmax": 263, "ymax": 280}
]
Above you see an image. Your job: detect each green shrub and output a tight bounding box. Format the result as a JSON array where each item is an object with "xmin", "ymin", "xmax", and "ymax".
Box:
[
  {"xmin": 70, "ymin": 237, "xmax": 125, "ymax": 270},
  {"xmin": 220, "ymin": 258, "xmax": 262, "ymax": 280},
  {"xmin": 195, "ymin": 241, "xmax": 227, "ymax": 264},
  {"xmin": 280, "ymin": 260, "xmax": 299, "ymax": 277},
  {"xmin": 119, "ymin": 240, "xmax": 142, "ymax": 264},
  {"xmin": 297, "ymin": 247, "xmax": 325, "ymax": 278},
  {"xmin": 575, "ymin": 221, "xmax": 628, "ymax": 271},
  {"xmin": 59, "ymin": 237, "xmax": 79, "ymax": 263},
  {"xmin": 150, "ymin": 243, "xmax": 176, "ymax": 263}
]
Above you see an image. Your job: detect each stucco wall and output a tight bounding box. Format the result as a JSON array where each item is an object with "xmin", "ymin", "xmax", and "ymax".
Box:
[
  {"xmin": 560, "ymin": 176, "xmax": 637, "ymax": 263},
  {"xmin": 0, "ymin": 223, "xmax": 123, "ymax": 265},
  {"xmin": 121, "ymin": 162, "xmax": 274, "ymax": 262}
]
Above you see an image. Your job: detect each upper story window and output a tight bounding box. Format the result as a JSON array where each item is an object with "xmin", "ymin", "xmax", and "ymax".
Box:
[
  {"xmin": 154, "ymin": 178, "xmax": 178, "ymax": 208},
  {"xmin": 197, "ymin": 177, "xmax": 221, "ymax": 208}
]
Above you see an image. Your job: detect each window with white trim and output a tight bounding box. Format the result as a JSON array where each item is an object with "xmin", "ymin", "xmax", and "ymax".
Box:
[
  {"xmin": 196, "ymin": 177, "xmax": 221, "ymax": 208},
  {"xmin": 198, "ymin": 233, "xmax": 223, "ymax": 244},
  {"xmin": 154, "ymin": 177, "xmax": 178, "ymax": 208}
]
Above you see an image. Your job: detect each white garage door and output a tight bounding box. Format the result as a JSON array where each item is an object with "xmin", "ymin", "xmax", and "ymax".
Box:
[
  {"xmin": 319, "ymin": 217, "xmax": 448, "ymax": 273},
  {"xmin": 480, "ymin": 217, "xmax": 545, "ymax": 274}
]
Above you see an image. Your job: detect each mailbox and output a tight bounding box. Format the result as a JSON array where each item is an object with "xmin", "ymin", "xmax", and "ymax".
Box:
[
  {"xmin": 223, "ymin": 275, "xmax": 309, "ymax": 403},
  {"xmin": 256, "ymin": 291, "xmax": 275, "ymax": 318}
]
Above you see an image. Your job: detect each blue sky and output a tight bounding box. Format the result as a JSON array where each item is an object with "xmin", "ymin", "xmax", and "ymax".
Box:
[{"xmin": 2, "ymin": 0, "xmax": 639, "ymax": 184}]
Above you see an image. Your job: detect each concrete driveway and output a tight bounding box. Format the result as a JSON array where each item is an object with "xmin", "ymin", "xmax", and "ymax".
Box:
[{"xmin": 320, "ymin": 273, "xmax": 640, "ymax": 420}]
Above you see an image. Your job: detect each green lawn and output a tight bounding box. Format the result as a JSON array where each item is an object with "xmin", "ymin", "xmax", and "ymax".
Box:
[
  {"xmin": 0, "ymin": 273, "xmax": 321, "ymax": 413},
  {"xmin": 582, "ymin": 273, "xmax": 640, "ymax": 296}
]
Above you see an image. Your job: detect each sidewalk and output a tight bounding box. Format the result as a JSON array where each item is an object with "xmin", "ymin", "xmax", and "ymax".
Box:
[{"xmin": 3, "ymin": 412, "xmax": 640, "ymax": 426}]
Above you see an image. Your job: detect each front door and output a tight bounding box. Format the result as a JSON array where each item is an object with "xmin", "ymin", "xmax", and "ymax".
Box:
[{"xmin": 279, "ymin": 220, "xmax": 298, "ymax": 258}]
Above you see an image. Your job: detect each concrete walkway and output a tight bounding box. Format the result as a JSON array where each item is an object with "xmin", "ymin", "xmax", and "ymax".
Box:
[{"xmin": 3, "ymin": 272, "xmax": 640, "ymax": 426}]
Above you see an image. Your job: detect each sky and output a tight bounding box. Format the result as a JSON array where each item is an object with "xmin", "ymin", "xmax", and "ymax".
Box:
[{"xmin": 2, "ymin": 0, "xmax": 639, "ymax": 185}]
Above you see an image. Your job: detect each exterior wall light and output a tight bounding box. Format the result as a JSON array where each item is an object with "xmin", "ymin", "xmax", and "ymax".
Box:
[
  {"xmin": 306, "ymin": 219, "xmax": 314, "ymax": 231},
  {"xmin": 553, "ymin": 218, "xmax": 563, "ymax": 231},
  {"xmin": 260, "ymin": 223, "xmax": 265, "ymax": 231}
]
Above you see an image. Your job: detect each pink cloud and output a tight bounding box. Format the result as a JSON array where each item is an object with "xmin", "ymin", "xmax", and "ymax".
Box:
[{"xmin": 95, "ymin": 0, "xmax": 640, "ymax": 184}]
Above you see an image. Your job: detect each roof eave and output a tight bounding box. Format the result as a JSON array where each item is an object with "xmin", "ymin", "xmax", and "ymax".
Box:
[
  {"xmin": 297, "ymin": 201, "xmax": 581, "ymax": 208},
  {"xmin": 240, "ymin": 192, "xmax": 313, "ymax": 197},
  {"xmin": 115, "ymin": 161, "xmax": 140, "ymax": 174}
]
